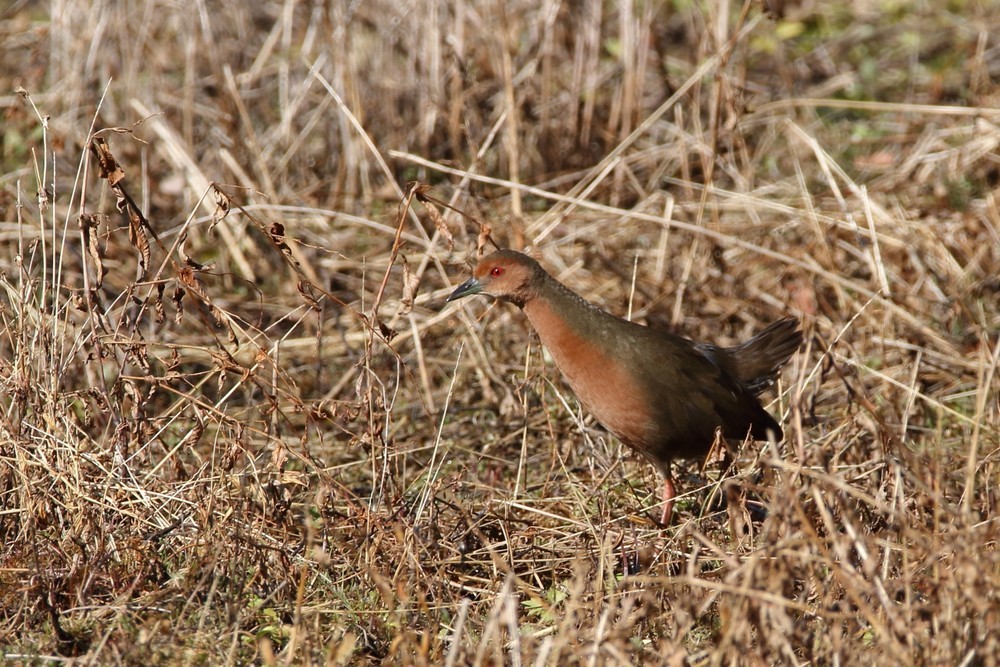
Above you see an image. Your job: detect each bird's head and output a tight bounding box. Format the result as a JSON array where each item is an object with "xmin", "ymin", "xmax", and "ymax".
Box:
[{"xmin": 446, "ymin": 250, "xmax": 540, "ymax": 307}]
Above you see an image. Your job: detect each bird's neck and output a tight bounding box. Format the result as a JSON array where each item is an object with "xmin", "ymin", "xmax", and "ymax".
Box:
[{"xmin": 520, "ymin": 273, "xmax": 612, "ymax": 352}]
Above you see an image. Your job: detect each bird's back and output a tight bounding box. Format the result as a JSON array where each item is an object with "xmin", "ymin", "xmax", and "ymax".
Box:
[
  {"xmin": 523, "ymin": 275, "xmax": 798, "ymax": 466},
  {"xmin": 620, "ymin": 322, "xmax": 784, "ymax": 462}
]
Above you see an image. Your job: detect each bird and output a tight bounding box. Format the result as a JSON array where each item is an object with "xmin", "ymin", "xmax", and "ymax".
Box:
[{"xmin": 446, "ymin": 249, "xmax": 802, "ymax": 525}]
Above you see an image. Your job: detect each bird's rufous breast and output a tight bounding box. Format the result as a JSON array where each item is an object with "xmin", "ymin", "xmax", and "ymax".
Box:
[{"xmin": 522, "ymin": 295, "xmax": 660, "ymax": 458}]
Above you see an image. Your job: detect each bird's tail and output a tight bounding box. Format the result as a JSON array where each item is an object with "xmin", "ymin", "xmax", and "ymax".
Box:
[{"xmin": 726, "ymin": 317, "xmax": 803, "ymax": 394}]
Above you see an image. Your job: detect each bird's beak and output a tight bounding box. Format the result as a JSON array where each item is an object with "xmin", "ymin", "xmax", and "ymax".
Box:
[{"xmin": 446, "ymin": 277, "xmax": 484, "ymax": 302}]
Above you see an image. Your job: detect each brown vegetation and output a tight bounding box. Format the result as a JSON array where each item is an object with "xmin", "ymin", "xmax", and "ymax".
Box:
[{"xmin": 1, "ymin": 1, "xmax": 998, "ymax": 664}]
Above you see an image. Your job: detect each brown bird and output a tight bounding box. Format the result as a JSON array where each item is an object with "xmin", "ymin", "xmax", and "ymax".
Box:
[{"xmin": 447, "ymin": 249, "xmax": 802, "ymax": 525}]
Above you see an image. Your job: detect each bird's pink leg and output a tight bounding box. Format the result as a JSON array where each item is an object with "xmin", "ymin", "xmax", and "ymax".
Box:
[{"xmin": 659, "ymin": 473, "xmax": 676, "ymax": 526}]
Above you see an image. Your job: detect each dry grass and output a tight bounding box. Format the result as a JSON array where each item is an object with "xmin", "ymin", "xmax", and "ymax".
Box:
[{"xmin": 1, "ymin": 0, "xmax": 999, "ymax": 664}]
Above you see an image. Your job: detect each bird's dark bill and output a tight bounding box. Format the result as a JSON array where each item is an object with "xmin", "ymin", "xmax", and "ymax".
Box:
[{"xmin": 447, "ymin": 277, "xmax": 484, "ymax": 302}]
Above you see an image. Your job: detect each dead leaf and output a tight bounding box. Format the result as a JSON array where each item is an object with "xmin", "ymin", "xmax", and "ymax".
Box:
[
  {"xmin": 177, "ymin": 229, "xmax": 209, "ymax": 270},
  {"xmin": 91, "ymin": 136, "xmax": 125, "ymax": 186},
  {"xmin": 78, "ymin": 213, "xmax": 106, "ymax": 288},
  {"xmin": 154, "ymin": 282, "xmax": 166, "ymax": 324},
  {"xmin": 210, "ymin": 186, "xmax": 231, "ymax": 233},
  {"xmin": 296, "ymin": 281, "xmax": 321, "ymax": 311},
  {"xmin": 398, "ymin": 255, "xmax": 421, "ymax": 316},
  {"xmin": 271, "ymin": 441, "xmax": 288, "ymax": 472},
  {"xmin": 172, "ymin": 287, "xmax": 185, "ymax": 324},
  {"xmin": 476, "ymin": 223, "xmax": 493, "ymax": 257},
  {"xmin": 89, "ymin": 136, "xmax": 156, "ymax": 280},
  {"xmin": 267, "ymin": 221, "xmax": 300, "ymax": 269},
  {"xmin": 421, "ymin": 196, "xmax": 454, "ymax": 249},
  {"xmin": 377, "ymin": 319, "xmax": 397, "ymax": 342}
]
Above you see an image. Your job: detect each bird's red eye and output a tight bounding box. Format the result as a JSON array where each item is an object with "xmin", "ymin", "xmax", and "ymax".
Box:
[{"xmin": 490, "ymin": 266, "xmax": 505, "ymax": 277}]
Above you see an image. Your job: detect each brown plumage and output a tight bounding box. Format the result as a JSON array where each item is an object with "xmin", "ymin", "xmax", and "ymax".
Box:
[{"xmin": 447, "ymin": 249, "xmax": 802, "ymax": 524}]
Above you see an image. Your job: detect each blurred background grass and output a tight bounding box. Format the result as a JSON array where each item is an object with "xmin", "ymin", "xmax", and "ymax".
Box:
[{"xmin": 1, "ymin": 0, "xmax": 999, "ymax": 664}]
